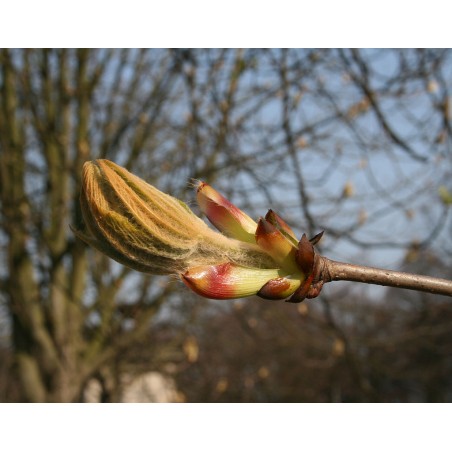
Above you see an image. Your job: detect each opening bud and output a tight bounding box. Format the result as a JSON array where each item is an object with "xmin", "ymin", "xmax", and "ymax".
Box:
[{"xmin": 196, "ymin": 182, "xmax": 257, "ymax": 243}]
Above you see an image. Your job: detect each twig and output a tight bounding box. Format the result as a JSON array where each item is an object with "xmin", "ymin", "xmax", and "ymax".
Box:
[{"xmin": 319, "ymin": 257, "xmax": 452, "ymax": 297}]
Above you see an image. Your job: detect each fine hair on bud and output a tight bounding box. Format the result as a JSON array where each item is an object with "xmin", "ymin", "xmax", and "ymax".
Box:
[{"xmin": 75, "ymin": 160, "xmax": 276, "ymax": 275}]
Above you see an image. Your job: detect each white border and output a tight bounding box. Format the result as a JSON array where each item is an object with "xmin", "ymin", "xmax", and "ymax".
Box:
[
  {"xmin": 1, "ymin": 403, "xmax": 450, "ymax": 451},
  {"xmin": 1, "ymin": 0, "xmax": 450, "ymax": 48}
]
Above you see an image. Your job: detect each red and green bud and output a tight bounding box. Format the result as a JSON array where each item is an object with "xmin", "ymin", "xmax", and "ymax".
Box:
[
  {"xmin": 257, "ymin": 276, "xmax": 301, "ymax": 300},
  {"xmin": 196, "ymin": 182, "xmax": 257, "ymax": 243},
  {"xmin": 255, "ymin": 218, "xmax": 300, "ymax": 274},
  {"xmin": 182, "ymin": 263, "xmax": 284, "ymax": 299},
  {"xmin": 265, "ymin": 209, "xmax": 298, "ymax": 246}
]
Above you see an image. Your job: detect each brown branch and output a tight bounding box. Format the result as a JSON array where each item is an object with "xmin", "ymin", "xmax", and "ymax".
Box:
[{"xmin": 318, "ymin": 256, "xmax": 452, "ymax": 298}]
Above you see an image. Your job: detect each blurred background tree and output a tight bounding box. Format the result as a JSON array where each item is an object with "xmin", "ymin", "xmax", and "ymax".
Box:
[{"xmin": 0, "ymin": 49, "xmax": 451, "ymax": 402}]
